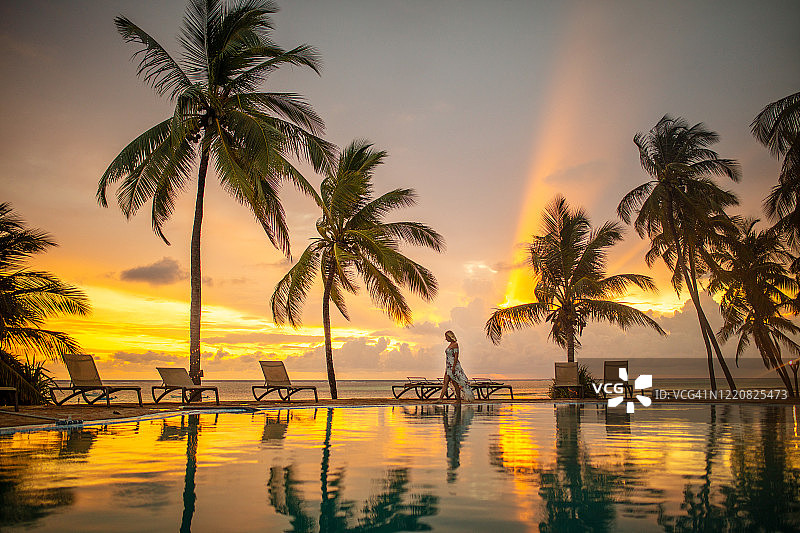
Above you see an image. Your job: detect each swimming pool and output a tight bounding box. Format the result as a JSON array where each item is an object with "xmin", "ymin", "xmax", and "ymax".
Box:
[{"xmin": 1, "ymin": 403, "xmax": 798, "ymax": 531}]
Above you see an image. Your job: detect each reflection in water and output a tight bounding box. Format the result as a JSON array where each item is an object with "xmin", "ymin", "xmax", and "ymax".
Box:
[
  {"xmin": 269, "ymin": 407, "xmax": 439, "ymax": 532},
  {"xmin": 442, "ymin": 405, "xmax": 475, "ymax": 483},
  {"xmin": 604, "ymin": 408, "xmax": 630, "ymax": 436},
  {"xmin": 2, "ymin": 405, "xmax": 800, "ymax": 531},
  {"xmin": 0, "ymin": 431, "xmax": 81, "ymax": 526},
  {"xmin": 262, "ymin": 410, "xmax": 291, "ymax": 444},
  {"xmin": 58, "ymin": 428, "xmax": 99, "ymax": 457},
  {"xmin": 659, "ymin": 406, "xmax": 800, "ymax": 532},
  {"xmin": 537, "ymin": 405, "xmax": 617, "ymax": 532},
  {"xmin": 180, "ymin": 414, "xmax": 199, "ymax": 533}
]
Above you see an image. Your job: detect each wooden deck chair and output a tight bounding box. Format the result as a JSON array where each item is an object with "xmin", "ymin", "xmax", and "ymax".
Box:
[
  {"xmin": 252, "ymin": 361, "xmax": 318, "ymax": 402},
  {"xmin": 553, "ymin": 362, "xmax": 584, "ymax": 398},
  {"xmin": 50, "ymin": 354, "xmax": 142, "ymax": 406},
  {"xmin": 391, "ymin": 377, "xmax": 443, "ymax": 399},
  {"xmin": 603, "ymin": 360, "xmax": 633, "ymax": 398},
  {"xmin": 152, "ymin": 367, "xmax": 219, "ymax": 405}
]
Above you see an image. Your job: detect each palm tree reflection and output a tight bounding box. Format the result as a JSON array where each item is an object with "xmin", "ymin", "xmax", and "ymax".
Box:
[
  {"xmin": 0, "ymin": 430, "xmax": 89, "ymax": 526},
  {"xmin": 268, "ymin": 407, "xmax": 439, "ymax": 532},
  {"xmin": 180, "ymin": 414, "xmax": 199, "ymax": 533},
  {"xmin": 537, "ymin": 405, "xmax": 617, "ymax": 532},
  {"xmin": 658, "ymin": 406, "xmax": 800, "ymax": 532}
]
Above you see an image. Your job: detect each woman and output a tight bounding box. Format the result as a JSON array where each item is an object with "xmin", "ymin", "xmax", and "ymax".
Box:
[{"xmin": 438, "ymin": 330, "xmax": 475, "ymax": 402}]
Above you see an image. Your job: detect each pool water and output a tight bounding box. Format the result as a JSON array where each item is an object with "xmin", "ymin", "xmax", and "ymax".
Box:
[{"xmin": 1, "ymin": 403, "xmax": 799, "ymax": 532}]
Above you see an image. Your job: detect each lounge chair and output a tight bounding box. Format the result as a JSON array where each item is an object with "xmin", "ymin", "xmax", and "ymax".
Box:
[
  {"xmin": 469, "ymin": 377, "xmax": 514, "ymax": 399},
  {"xmin": 0, "ymin": 386, "xmax": 19, "ymax": 411},
  {"xmin": 603, "ymin": 360, "xmax": 633, "ymax": 399},
  {"xmin": 553, "ymin": 362, "xmax": 584, "ymax": 398},
  {"xmin": 252, "ymin": 361, "xmax": 318, "ymax": 402},
  {"xmin": 50, "ymin": 354, "xmax": 143, "ymax": 406},
  {"xmin": 392, "ymin": 377, "xmax": 444, "ymax": 399},
  {"xmin": 152, "ymin": 367, "xmax": 219, "ymax": 405}
]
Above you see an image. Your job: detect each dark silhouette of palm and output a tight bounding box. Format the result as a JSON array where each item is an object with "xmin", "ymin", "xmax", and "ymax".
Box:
[
  {"xmin": 709, "ymin": 218, "xmax": 798, "ymax": 395},
  {"xmin": 267, "ymin": 408, "xmax": 439, "ymax": 532},
  {"xmin": 752, "ymin": 91, "xmax": 800, "ymax": 249},
  {"xmin": 98, "ymin": 0, "xmax": 335, "ymax": 384},
  {"xmin": 486, "ymin": 195, "xmax": 664, "ymax": 362},
  {"xmin": 271, "ymin": 141, "xmax": 443, "ymax": 398},
  {"xmin": 618, "ymin": 115, "xmax": 739, "ymax": 390},
  {"xmin": 0, "ymin": 203, "xmax": 90, "ymax": 403},
  {"xmin": 538, "ymin": 405, "xmax": 618, "ymax": 532}
]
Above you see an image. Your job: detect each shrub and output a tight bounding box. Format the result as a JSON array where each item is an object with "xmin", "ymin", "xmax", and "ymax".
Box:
[{"xmin": 0, "ymin": 350, "xmax": 55, "ymax": 405}]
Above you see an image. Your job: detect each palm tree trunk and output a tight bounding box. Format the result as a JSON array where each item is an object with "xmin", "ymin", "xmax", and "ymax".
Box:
[
  {"xmin": 696, "ymin": 311, "xmax": 717, "ymax": 390},
  {"xmin": 322, "ymin": 268, "xmax": 338, "ymax": 399},
  {"xmin": 566, "ymin": 328, "xmax": 575, "ymax": 363},
  {"xmin": 665, "ymin": 200, "xmax": 735, "ymax": 390},
  {"xmin": 189, "ymin": 144, "xmax": 209, "ymax": 386},
  {"xmin": 760, "ymin": 331, "xmax": 795, "ymax": 395},
  {"xmin": 687, "ymin": 251, "xmax": 737, "ymax": 390}
]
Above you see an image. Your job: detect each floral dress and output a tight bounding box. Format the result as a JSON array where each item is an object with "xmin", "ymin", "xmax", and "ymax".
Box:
[{"xmin": 445, "ymin": 346, "xmax": 475, "ymax": 401}]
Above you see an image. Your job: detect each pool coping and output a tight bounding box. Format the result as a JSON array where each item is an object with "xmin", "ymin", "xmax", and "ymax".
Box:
[{"xmin": 2, "ymin": 396, "xmax": 799, "ymax": 435}]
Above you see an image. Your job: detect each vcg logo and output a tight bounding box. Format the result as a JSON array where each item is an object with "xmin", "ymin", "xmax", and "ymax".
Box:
[{"xmin": 591, "ymin": 368, "xmax": 653, "ymax": 413}]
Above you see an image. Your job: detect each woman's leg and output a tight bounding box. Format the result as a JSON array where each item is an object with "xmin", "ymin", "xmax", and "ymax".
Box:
[
  {"xmin": 453, "ymin": 382, "xmax": 462, "ymax": 404},
  {"xmin": 438, "ymin": 374, "xmax": 450, "ymax": 400}
]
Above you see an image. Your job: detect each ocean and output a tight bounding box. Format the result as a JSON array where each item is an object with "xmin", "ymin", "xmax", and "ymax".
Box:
[{"xmin": 58, "ymin": 376, "xmax": 789, "ymax": 402}]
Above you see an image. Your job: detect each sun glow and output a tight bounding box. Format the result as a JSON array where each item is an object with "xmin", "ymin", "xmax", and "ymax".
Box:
[
  {"xmin": 45, "ymin": 284, "xmax": 378, "ymax": 379},
  {"xmin": 501, "ymin": 13, "xmax": 598, "ymax": 308}
]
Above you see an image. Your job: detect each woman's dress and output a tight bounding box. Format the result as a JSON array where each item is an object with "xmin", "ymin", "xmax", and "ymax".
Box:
[{"xmin": 445, "ymin": 346, "xmax": 475, "ymax": 401}]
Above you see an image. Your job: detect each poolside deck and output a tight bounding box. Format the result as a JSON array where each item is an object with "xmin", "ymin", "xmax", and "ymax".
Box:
[{"xmin": 2, "ymin": 395, "xmax": 799, "ymax": 431}]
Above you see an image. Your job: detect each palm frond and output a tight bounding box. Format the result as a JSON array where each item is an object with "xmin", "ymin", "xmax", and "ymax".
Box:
[
  {"xmin": 751, "ymin": 91, "xmax": 800, "ymax": 156},
  {"xmin": 115, "ymin": 16, "xmax": 192, "ymax": 100},
  {"xmin": 270, "ymin": 243, "xmax": 321, "ymax": 327},
  {"xmin": 229, "ymin": 44, "xmax": 322, "ymax": 93},
  {"xmin": 347, "ymin": 189, "xmax": 418, "ymax": 229},
  {"xmin": 485, "ymin": 302, "xmax": 551, "ymax": 345},
  {"xmin": 355, "ymin": 255, "xmax": 412, "ymax": 325},
  {"xmin": 581, "ymin": 300, "xmax": 665, "ymax": 335},
  {"xmin": 97, "ymin": 119, "xmax": 172, "ymax": 208}
]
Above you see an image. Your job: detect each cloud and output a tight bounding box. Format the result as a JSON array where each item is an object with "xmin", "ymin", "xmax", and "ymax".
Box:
[
  {"xmin": 287, "ymin": 336, "xmax": 439, "ymax": 374},
  {"xmin": 112, "ymin": 350, "xmax": 186, "ymax": 365},
  {"xmin": 120, "ymin": 257, "xmax": 187, "ymax": 286},
  {"xmin": 203, "ymin": 332, "xmax": 324, "ymax": 345}
]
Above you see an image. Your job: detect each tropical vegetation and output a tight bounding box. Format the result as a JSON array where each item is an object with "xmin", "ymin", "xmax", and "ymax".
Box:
[
  {"xmin": 617, "ymin": 115, "xmax": 739, "ymax": 390},
  {"xmin": 97, "ymin": 0, "xmax": 335, "ymax": 385},
  {"xmin": 709, "ymin": 218, "xmax": 798, "ymax": 395},
  {"xmin": 0, "ymin": 203, "xmax": 90, "ymax": 404},
  {"xmin": 485, "ymin": 195, "xmax": 665, "ymax": 361},
  {"xmin": 271, "ymin": 140, "xmax": 444, "ymax": 398},
  {"xmin": 548, "ymin": 363, "xmax": 599, "ymax": 399},
  {"xmin": 752, "ymin": 91, "xmax": 800, "ymax": 252}
]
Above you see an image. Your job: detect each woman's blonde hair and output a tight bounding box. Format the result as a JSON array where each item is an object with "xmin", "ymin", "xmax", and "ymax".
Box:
[{"xmin": 445, "ymin": 330, "xmax": 457, "ymax": 342}]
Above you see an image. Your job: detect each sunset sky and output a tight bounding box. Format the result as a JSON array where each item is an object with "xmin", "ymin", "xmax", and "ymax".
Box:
[{"xmin": 1, "ymin": 0, "xmax": 798, "ymax": 380}]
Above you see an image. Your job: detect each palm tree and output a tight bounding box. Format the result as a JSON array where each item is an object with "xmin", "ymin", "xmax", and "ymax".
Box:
[
  {"xmin": 708, "ymin": 218, "xmax": 798, "ymax": 395},
  {"xmin": 271, "ymin": 140, "xmax": 444, "ymax": 398},
  {"xmin": 752, "ymin": 91, "xmax": 800, "ymax": 248},
  {"xmin": 0, "ymin": 203, "xmax": 90, "ymax": 403},
  {"xmin": 486, "ymin": 196, "xmax": 664, "ymax": 362},
  {"xmin": 617, "ymin": 115, "xmax": 739, "ymax": 390},
  {"xmin": 97, "ymin": 0, "xmax": 336, "ymax": 385}
]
